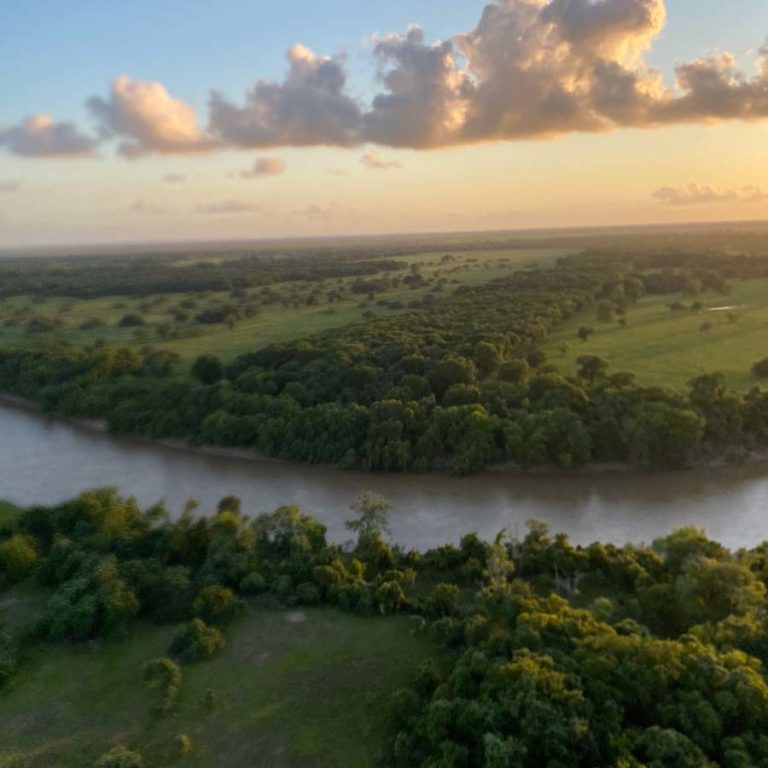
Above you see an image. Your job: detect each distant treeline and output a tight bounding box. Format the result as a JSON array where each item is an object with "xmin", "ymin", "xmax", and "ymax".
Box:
[
  {"xmin": 4, "ymin": 488, "xmax": 768, "ymax": 765},
  {"xmin": 1, "ymin": 255, "xmax": 768, "ymax": 472}
]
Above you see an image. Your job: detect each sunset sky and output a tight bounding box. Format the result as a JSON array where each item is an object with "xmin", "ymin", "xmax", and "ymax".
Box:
[{"xmin": 3, "ymin": 0, "xmax": 768, "ymax": 247}]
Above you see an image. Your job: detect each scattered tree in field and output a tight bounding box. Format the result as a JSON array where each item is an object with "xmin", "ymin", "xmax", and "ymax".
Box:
[
  {"xmin": 596, "ymin": 300, "xmax": 616, "ymax": 323},
  {"xmin": 118, "ymin": 313, "xmax": 144, "ymax": 328},
  {"xmin": 577, "ymin": 326, "xmax": 594, "ymax": 342},
  {"xmin": 576, "ymin": 355, "xmax": 609, "ymax": 382},
  {"xmin": 700, "ymin": 321, "xmax": 713, "ymax": 333}
]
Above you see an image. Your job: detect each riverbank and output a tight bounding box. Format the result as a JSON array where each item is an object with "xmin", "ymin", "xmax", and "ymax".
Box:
[
  {"xmin": 4, "ymin": 397, "xmax": 768, "ymax": 550},
  {"xmin": 3, "ymin": 391, "xmax": 767, "ymax": 479}
]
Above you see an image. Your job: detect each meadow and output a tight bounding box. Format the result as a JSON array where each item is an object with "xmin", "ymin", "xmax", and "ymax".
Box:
[
  {"xmin": 0, "ymin": 600, "xmax": 434, "ymax": 768},
  {"xmin": 544, "ymin": 278, "xmax": 768, "ymax": 392},
  {"xmin": 0, "ymin": 247, "xmax": 569, "ymax": 365}
]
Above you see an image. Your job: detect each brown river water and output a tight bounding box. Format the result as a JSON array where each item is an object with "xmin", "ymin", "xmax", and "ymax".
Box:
[{"xmin": 2, "ymin": 403, "xmax": 768, "ymax": 550}]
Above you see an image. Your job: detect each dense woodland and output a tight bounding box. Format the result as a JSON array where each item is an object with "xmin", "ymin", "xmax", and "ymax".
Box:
[
  {"xmin": 2, "ymin": 249, "xmax": 768, "ymax": 472},
  {"xmin": 4, "ymin": 489, "xmax": 768, "ymax": 765}
]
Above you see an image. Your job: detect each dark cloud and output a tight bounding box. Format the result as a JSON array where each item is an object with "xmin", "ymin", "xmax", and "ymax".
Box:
[{"xmin": 0, "ymin": 115, "xmax": 98, "ymax": 157}]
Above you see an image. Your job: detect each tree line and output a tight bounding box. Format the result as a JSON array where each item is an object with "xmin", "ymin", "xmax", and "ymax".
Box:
[{"xmin": 1, "ymin": 255, "xmax": 768, "ymax": 472}]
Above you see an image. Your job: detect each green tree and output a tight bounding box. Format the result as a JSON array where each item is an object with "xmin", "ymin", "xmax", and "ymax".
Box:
[{"xmin": 191, "ymin": 354, "xmax": 224, "ymax": 385}]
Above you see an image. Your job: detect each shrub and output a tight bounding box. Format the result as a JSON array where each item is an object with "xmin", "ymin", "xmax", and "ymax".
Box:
[
  {"xmin": 144, "ymin": 657, "xmax": 182, "ymax": 713},
  {"xmin": 752, "ymin": 357, "xmax": 768, "ymax": 378},
  {"xmin": 170, "ymin": 619, "xmax": 225, "ymax": 663},
  {"xmin": 240, "ymin": 572, "xmax": 268, "ymax": 595},
  {"xmin": 192, "ymin": 585, "xmax": 242, "ymax": 624},
  {"xmin": 0, "ymin": 533, "xmax": 39, "ymax": 584},
  {"xmin": 94, "ymin": 746, "xmax": 144, "ymax": 768}
]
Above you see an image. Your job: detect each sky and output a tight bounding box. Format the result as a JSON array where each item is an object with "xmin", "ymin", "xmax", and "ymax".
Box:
[{"xmin": 3, "ymin": 0, "xmax": 768, "ymax": 247}]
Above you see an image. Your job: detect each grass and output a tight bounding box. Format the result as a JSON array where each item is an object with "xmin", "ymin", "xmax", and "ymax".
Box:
[
  {"xmin": 0, "ymin": 602, "xmax": 436, "ymax": 768},
  {"xmin": 0, "ymin": 247, "xmax": 570, "ymax": 364},
  {"xmin": 543, "ymin": 279, "xmax": 768, "ymax": 392}
]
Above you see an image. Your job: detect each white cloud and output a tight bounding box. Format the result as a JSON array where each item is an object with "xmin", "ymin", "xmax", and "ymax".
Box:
[{"xmin": 89, "ymin": 76, "xmax": 215, "ymax": 157}]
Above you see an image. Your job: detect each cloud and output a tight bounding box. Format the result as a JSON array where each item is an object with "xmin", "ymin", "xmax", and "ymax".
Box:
[
  {"xmin": 10, "ymin": 1, "xmax": 768, "ymax": 158},
  {"xmin": 653, "ymin": 183, "xmax": 768, "ymax": 206},
  {"xmin": 130, "ymin": 200, "xmax": 173, "ymax": 215},
  {"xmin": 195, "ymin": 199, "xmax": 261, "ymax": 214},
  {"xmin": 363, "ymin": 26, "xmax": 470, "ymax": 148},
  {"xmin": 0, "ymin": 115, "xmax": 98, "ymax": 157},
  {"xmin": 209, "ymin": 45, "xmax": 363, "ymax": 148},
  {"xmin": 89, "ymin": 76, "xmax": 215, "ymax": 157},
  {"xmin": 164, "ymin": 173, "xmax": 186, "ymax": 183},
  {"xmin": 0, "ymin": 181, "xmax": 20, "ymax": 192},
  {"xmin": 240, "ymin": 157, "xmax": 286, "ymax": 177},
  {"xmin": 360, "ymin": 151, "xmax": 403, "ymax": 170},
  {"xmin": 293, "ymin": 200, "xmax": 344, "ymax": 219}
]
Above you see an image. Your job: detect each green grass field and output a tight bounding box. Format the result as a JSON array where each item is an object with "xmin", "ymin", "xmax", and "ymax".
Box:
[
  {"xmin": 0, "ymin": 247, "xmax": 570, "ymax": 364},
  {"xmin": 543, "ymin": 279, "xmax": 768, "ymax": 392},
  {"xmin": 0, "ymin": 602, "xmax": 435, "ymax": 768}
]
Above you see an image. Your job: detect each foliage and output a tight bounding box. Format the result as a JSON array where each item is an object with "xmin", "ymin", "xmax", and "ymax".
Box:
[{"xmin": 94, "ymin": 746, "xmax": 145, "ymax": 768}]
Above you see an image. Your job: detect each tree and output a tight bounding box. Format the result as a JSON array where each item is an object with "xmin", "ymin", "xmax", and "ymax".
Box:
[
  {"xmin": 576, "ymin": 355, "xmax": 609, "ymax": 382},
  {"xmin": 191, "ymin": 354, "xmax": 224, "ymax": 385},
  {"xmin": 94, "ymin": 746, "xmax": 144, "ymax": 768},
  {"xmin": 578, "ymin": 326, "xmax": 594, "ymax": 342},
  {"xmin": 144, "ymin": 657, "xmax": 182, "ymax": 713},
  {"xmin": 169, "ymin": 619, "xmax": 226, "ymax": 663},
  {"xmin": 596, "ymin": 300, "xmax": 616, "ymax": 323},
  {"xmin": 346, "ymin": 492, "xmax": 392, "ymax": 548},
  {"xmin": 0, "ymin": 533, "xmax": 38, "ymax": 584},
  {"xmin": 752, "ymin": 357, "xmax": 768, "ymax": 379}
]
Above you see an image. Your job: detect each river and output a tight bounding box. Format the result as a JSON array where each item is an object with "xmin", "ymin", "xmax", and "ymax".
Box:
[{"xmin": 2, "ymin": 403, "xmax": 768, "ymax": 550}]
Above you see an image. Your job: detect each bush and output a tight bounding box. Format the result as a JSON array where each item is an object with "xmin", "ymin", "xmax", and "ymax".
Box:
[
  {"xmin": 94, "ymin": 746, "xmax": 144, "ymax": 768},
  {"xmin": 752, "ymin": 357, "xmax": 768, "ymax": 378},
  {"xmin": 240, "ymin": 571, "xmax": 268, "ymax": 595},
  {"xmin": 118, "ymin": 314, "xmax": 144, "ymax": 328},
  {"xmin": 169, "ymin": 619, "xmax": 226, "ymax": 663},
  {"xmin": 192, "ymin": 585, "xmax": 242, "ymax": 624},
  {"xmin": 0, "ymin": 533, "xmax": 39, "ymax": 584},
  {"xmin": 144, "ymin": 657, "xmax": 182, "ymax": 713}
]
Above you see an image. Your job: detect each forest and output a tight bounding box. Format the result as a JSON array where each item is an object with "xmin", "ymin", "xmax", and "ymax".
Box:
[
  {"xmin": 3, "ymin": 488, "xmax": 768, "ymax": 765},
  {"xmin": 2, "ymin": 243, "xmax": 768, "ymax": 472}
]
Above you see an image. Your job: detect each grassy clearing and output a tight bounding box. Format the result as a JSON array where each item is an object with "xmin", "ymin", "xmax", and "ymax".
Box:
[
  {"xmin": 0, "ymin": 602, "xmax": 435, "ymax": 768},
  {"xmin": 0, "ymin": 248, "xmax": 570, "ymax": 364},
  {"xmin": 543, "ymin": 279, "xmax": 768, "ymax": 392}
]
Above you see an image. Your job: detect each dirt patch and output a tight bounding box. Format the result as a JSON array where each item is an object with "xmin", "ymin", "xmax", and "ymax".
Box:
[{"xmin": 285, "ymin": 612, "xmax": 306, "ymax": 624}]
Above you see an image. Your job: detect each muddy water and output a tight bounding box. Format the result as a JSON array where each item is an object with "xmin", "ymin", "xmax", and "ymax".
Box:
[{"xmin": 2, "ymin": 403, "xmax": 768, "ymax": 550}]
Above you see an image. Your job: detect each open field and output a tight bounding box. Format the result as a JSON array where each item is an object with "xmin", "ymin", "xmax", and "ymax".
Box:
[
  {"xmin": 0, "ymin": 247, "xmax": 569, "ymax": 364},
  {"xmin": 543, "ymin": 279, "xmax": 768, "ymax": 392},
  {"xmin": 0, "ymin": 602, "xmax": 435, "ymax": 768}
]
